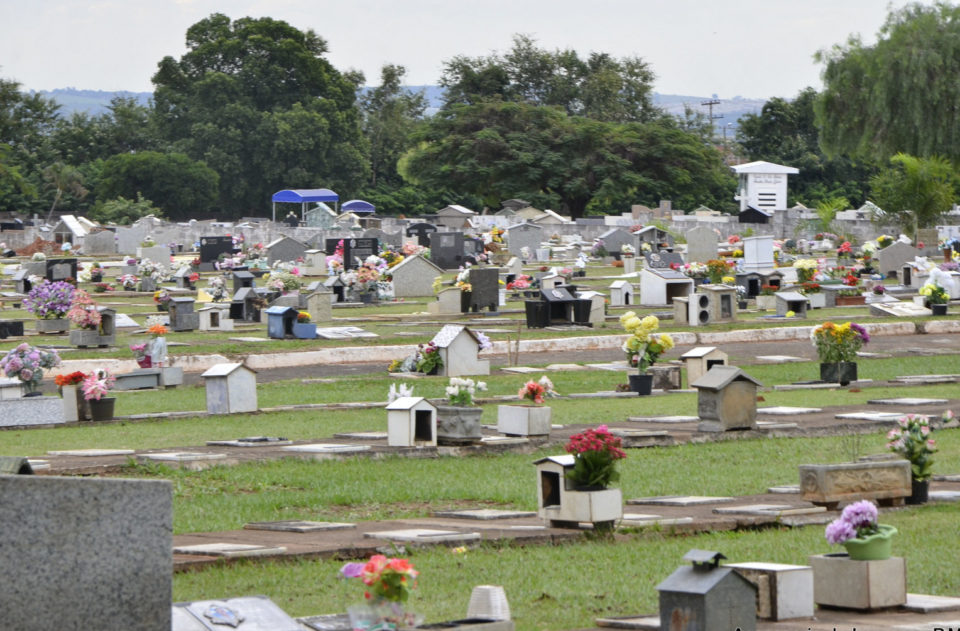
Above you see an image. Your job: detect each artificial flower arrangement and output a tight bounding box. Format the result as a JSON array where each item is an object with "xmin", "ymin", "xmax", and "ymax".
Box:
[
  {"xmin": 872, "ymin": 284, "xmax": 886, "ymax": 295},
  {"xmin": 119, "ymin": 274, "xmax": 139, "ymax": 290},
  {"xmin": 137, "ymin": 258, "xmax": 165, "ymax": 281},
  {"xmin": 148, "ymin": 323, "xmax": 169, "ymax": 337},
  {"xmin": 454, "ymin": 268, "xmax": 472, "ymax": 293},
  {"xmin": 130, "ymin": 342, "xmax": 149, "ymax": 363},
  {"xmin": 824, "ymin": 500, "xmax": 897, "ymax": 560},
  {"xmin": 31, "ymin": 252, "xmax": 46, "ymax": 261},
  {"xmin": 54, "ymin": 371, "xmax": 87, "ymax": 387},
  {"xmin": 721, "ymin": 275, "xmax": 735, "ymax": 284},
  {"xmin": 793, "ymin": 258, "xmax": 820, "ymax": 283},
  {"xmin": 415, "ymin": 342, "xmax": 443, "ymax": 374},
  {"xmin": 620, "ymin": 244, "xmax": 636, "ymax": 257},
  {"xmin": 801, "ymin": 282, "xmax": 821, "ymax": 294},
  {"xmin": 811, "ymin": 321, "xmax": 869, "ymax": 363},
  {"xmin": 0, "ymin": 343, "xmax": 61, "ymax": 392},
  {"xmin": 296, "ymin": 310, "xmax": 311, "ymax": 323},
  {"xmin": 66, "ymin": 289, "xmax": 101, "ymax": 330},
  {"xmin": 93, "ymin": 282, "xmax": 114, "ymax": 293},
  {"xmin": 518, "ymin": 376, "xmax": 558, "ymax": 404},
  {"xmin": 82, "ymin": 369, "xmax": 116, "ymax": 401},
  {"xmin": 23, "ymin": 280, "xmax": 75, "ymax": 319},
  {"xmin": 445, "ymin": 377, "xmax": 487, "ymax": 407},
  {"xmin": 564, "ymin": 424, "xmax": 627, "ymax": 489},
  {"xmin": 590, "ymin": 239, "xmax": 608, "ymax": 258},
  {"xmin": 506, "ymin": 274, "xmax": 531, "ymax": 290},
  {"xmin": 919, "ymin": 282, "xmax": 949, "ymax": 305},
  {"xmin": 887, "ymin": 413, "xmax": 938, "ymax": 482},
  {"xmin": 206, "ymin": 276, "xmax": 228, "ymax": 302},
  {"xmin": 876, "ymin": 234, "xmax": 895, "ymax": 249},
  {"xmin": 678, "ymin": 262, "xmax": 708, "ymax": 279},
  {"xmin": 266, "ymin": 271, "xmax": 302, "ymax": 293},
  {"xmin": 837, "ymin": 241, "xmax": 853, "ymax": 257},
  {"xmin": 386, "ymin": 383, "xmax": 414, "ymax": 403},
  {"xmin": 620, "ymin": 312, "xmax": 674, "ymax": 374},
  {"xmin": 341, "ymin": 555, "xmax": 420, "ymax": 628},
  {"xmin": 706, "ymin": 259, "xmax": 733, "ymax": 284},
  {"xmin": 153, "ymin": 289, "xmax": 172, "ymax": 309}
]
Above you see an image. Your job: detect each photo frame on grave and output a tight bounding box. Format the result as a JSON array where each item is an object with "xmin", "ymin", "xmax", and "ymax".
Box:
[
  {"xmin": 644, "ymin": 251, "xmax": 684, "ymax": 269},
  {"xmin": 46, "ymin": 258, "xmax": 77, "ymax": 281},
  {"xmin": 199, "ymin": 236, "xmax": 236, "ymax": 265}
]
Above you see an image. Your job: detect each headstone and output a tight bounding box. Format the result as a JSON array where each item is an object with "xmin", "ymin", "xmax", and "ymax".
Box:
[
  {"xmin": 406, "ymin": 222, "xmax": 438, "ymax": 247},
  {"xmin": 173, "ymin": 266, "xmax": 194, "ymax": 289},
  {"xmin": 917, "ymin": 228, "xmax": 940, "ymax": 256},
  {"xmin": 199, "ymin": 236, "xmax": 235, "ymax": 271},
  {"xmin": 386, "ymin": 396, "xmax": 437, "ymax": 447},
  {"xmin": 640, "ymin": 267, "xmax": 694, "ymax": 306},
  {"xmin": 657, "ymin": 550, "xmax": 757, "ymax": 631},
  {"xmin": 505, "ymin": 223, "xmax": 542, "ymax": 257},
  {"xmin": 429, "ymin": 231, "xmax": 465, "ymax": 269},
  {"xmin": 693, "ymin": 366, "xmax": 762, "ymax": 432},
  {"xmin": 265, "ymin": 236, "xmax": 308, "ymax": 265},
  {"xmin": 431, "ymin": 324, "xmax": 490, "ymax": 376},
  {"xmin": 301, "ymin": 290, "xmax": 333, "ymax": 323},
  {"xmin": 680, "ymin": 347, "xmax": 729, "ymax": 386},
  {"xmin": 325, "ymin": 237, "xmax": 379, "ymax": 270},
  {"xmin": 0, "ymin": 396, "xmax": 64, "ymax": 427},
  {"xmin": 201, "ymin": 363, "xmax": 258, "ymax": 414},
  {"xmin": 598, "ymin": 228, "xmax": 635, "ymax": 256},
  {"xmin": 685, "ymin": 226, "xmax": 719, "ymax": 263},
  {"xmin": 742, "ymin": 235, "xmax": 775, "ymax": 272},
  {"xmin": 875, "ymin": 241, "xmax": 921, "ymax": 278},
  {"xmin": 137, "ymin": 245, "xmax": 170, "ymax": 264},
  {"xmin": 390, "ymin": 255, "xmax": 444, "ymax": 298},
  {"xmin": 83, "ymin": 230, "xmax": 117, "ymax": 255},
  {"xmin": 461, "ymin": 267, "xmax": 499, "ymax": 313},
  {"xmin": 774, "ymin": 291, "xmax": 808, "ymax": 318},
  {"xmin": 506, "ymin": 256, "xmax": 523, "ymax": 279},
  {"xmin": 168, "ymin": 297, "xmax": 199, "ymax": 331},
  {"xmin": 427, "ymin": 287, "xmax": 463, "ymax": 315},
  {"xmin": 198, "ymin": 304, "xmax": 234, "ymax": 331},
  {"xmin": 45, "ymin": 257, "xmax": 77, "ymax": 282},
  {"xmin": 0, "ymin": 476, "xmax": 172, "ymax": 631},
  {"xmin": 232, "ymin": 270, "xmax": 255, "ymax": 293},
  {"xmin": 609, "ymin": 280, "xmax": 633, "ymax": 306}
]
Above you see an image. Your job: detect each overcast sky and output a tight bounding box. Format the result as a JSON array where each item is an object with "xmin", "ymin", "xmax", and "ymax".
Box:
[{"xmin": 0, "ymin": 0, "xmax": 935, "ymax": 98}]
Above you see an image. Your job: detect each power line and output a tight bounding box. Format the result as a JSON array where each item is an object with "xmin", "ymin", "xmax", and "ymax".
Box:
[{"xmin": 701, "ymin": 98, "xmax": 723, "ymax": 137}]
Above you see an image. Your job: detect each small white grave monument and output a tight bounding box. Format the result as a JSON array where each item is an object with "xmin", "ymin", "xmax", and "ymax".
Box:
[
  {"xmin": 201, "ymin": 363, "xmax": 258, "ymax": 414},
  {"xmin": 386, "ymin": 397, "xmax": 437, "ymax": 447},
  {"xmin": 534, "ymin": 455, "xmax": 622, "ymax": 528},
  {"xmin": 608, "ymin": 280, "xmax": 633, "ymax": 306},
  {"xmin": 430, "ymin": 325, "xmax": 490, "ymax": 377}
]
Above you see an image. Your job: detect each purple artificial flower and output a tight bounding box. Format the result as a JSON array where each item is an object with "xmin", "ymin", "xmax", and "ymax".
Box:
[
  {"xmin": 19, "ymin": 368, "xmax": 33, "ymax": 382},
  {"xmin": 825, "ymin": 518, "xmax": 857, "ymax": 545},
  {"xmin": 849, "ymin": 322, "xmax": 869, "ymax": 344},
  {"xmin": 841, "ymin": 500, "xmax": 878, "ymax": 530},
  {"xmin": 340, "ymin": 562, "xmax": 365, "ymax": 579}
]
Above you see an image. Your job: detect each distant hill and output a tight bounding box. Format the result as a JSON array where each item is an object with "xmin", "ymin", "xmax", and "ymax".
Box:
[{"xmin": 38, "ymin": 87, "xmax": 765, "ymax": 130}]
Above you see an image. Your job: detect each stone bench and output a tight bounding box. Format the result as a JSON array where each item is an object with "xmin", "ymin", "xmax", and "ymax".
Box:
[{"xmin": 114, "ymin": 367, "xmax": 183, "ymax": 391}]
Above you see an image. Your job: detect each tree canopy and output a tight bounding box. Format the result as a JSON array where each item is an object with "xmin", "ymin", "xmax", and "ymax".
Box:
[
  {"xmin": 869, "ymin": 153, "xmax": 957, "ymax": 230},
  {"xmin": 817, "ymin": 2, "xmax": 960, "ymax": 162},
  {"xmin": 440, "ymin": 35, "xmax": 660, "ymax": 123},
  {"xmin": 151, "ymin": 13, "xmax": 367, "ymax": 216}
]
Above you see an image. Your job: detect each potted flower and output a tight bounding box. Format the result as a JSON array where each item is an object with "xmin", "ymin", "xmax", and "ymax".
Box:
[
  {"xmin": 801, "ymin": 282, "xmax": 825, "ymax": 309},
  {"xmin": 497, "ymin": 376, "xmax": 557, "ymax": 437},
  {"xmin": 565, "ymin": 424, "xmax": 627, "ymax": 490},
  {"xmin": 292, "ymin": 310, "xmax": 316, "ymax": 339},
  {"xmin": 153, "ymin": 289, "xmax": 172, "ymax": 311},
  {"xmin": 92, "ymin": 282, "xmax": 113, "ymax": 293},
  {"xmin": 130, "ymin": 342, "xmax": 151, "ymax": 369},
  {"xmin": 82, "ymin": 369, "xmax": 117, "ymax": 421},
  {"xmin": 119, "ymin": 274, "xmax": 139, "ymax": 291},
  {"xmin": 824, "ymin": 500, "xmax": 897, "ymax": 561},
  {"xmin": 887, "ymin": 413, "xmax": 938, "ymax": 504},
  {"xmin": 24, "ymin": 280, "xmax": 75, "ymax": 333},
  {"xmin": 206, "ymin": 276, "xmax": 229, "ymax": 302},
  {"xmin": 147, "ymin": 318, "xmax": 169, "ymax": 368},
  {"xmin": 67, "ymin": 289, "xmax": 103, "ymax": 347},
  {"xmin": 340, "ymin": 555, "xmax": 421, "ymax": 630},
  {"xmin": 0, "ymin": 343, "xmax": 61, "ymax": 397},
  {"xmin": 811, "ymin": 321, "xmax": 869, "ymax": 385},
  {"xmin": 415, "ymin": 342, "xmax": 443, "ymax": 375},
  {"xmin": 88, "ymin": 262, "xmax": 104, "ymax": 283},
  {"xmin": 793, "ymin": 258, "xmax": 819, "ymax": 283},
  {"xmin": 620, "ymin": 312, "xmax": 673, "ymax": 395},
  {"xmin": 55, "ymin": 371, "xmax": 89, "ymax": 421},
  {"xmin": 919, "ymin": 282, "xmax": 949, "ymax": 315},
  {"xmin": 435, "ymin": 377, "xmax": 488, "ymax": 445}
]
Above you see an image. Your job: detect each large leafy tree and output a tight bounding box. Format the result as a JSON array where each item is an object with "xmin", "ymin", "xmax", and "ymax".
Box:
[
  {"xmin": 869, "ymin": 153, "xmax": 957, "ymax": 230},
  {"xmin": 817, "ymin": 2, "xmax": 960, "ymax": 162},
  {"xmin": 737, "ymin": 87, "xmax": 877, "ymax": 207},
  {"xmin": 152, "ymin": 13, "xmax": 367, "ymax": 216},
  {"xmin": 440, "ymin": 34, "xmax": 660, "ymax": 123},
  {"xmin": 96, "ymin": 151, "xmax": 219, "ymax": 221},
  {"xmin": 402, "ymin": 101, "xmax": 733, "ymax": 218}
]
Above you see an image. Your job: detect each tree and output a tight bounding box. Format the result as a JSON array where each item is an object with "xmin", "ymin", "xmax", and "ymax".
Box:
[
  {"xmin": 151, "ymin": 13, "xmax": 367, "ymax": 216},
  {"xmin": 96, "ymin": 151, "xmax": 219, "ymax": 221},
  {"xmin": 359, "ymin": 65, "xmax": 427, "ymax": 188},
  {"xmin": 89, "ymin": 193, "xmax": 163, "ymax": 225},
  {"xmin": 817, "ymin": 3, "xmax": 960, "ymax": 162},
  {"xmin": 42, "ymin": 161, "xmax": 87, "ymax": 222},
  {"xmin": 737, "ymin": 87, "xmax": 877, "ymax": 207},
  {"xmin": 401, "ymin": 101, "xmax": 733, "ymax": 218},
  {"xmin": 440, "ymin": 34, "xmax": 660, "ymax": 123},
  {"xmin": 869, "ymin": 153, "xmax": 957, "ymax": 231}
]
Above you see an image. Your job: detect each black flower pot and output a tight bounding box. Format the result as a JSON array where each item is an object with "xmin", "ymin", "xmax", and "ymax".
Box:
[
  {"xmin": 820, "ymin": 362, "xmax": 857, "ymax": 386},
  {"xmin": 628, "ymin": 374, "xmax": 653, "ymax": 396},
  {"xmin": 931, "ymin": 304, "xmax": 948, "ymax": 316},
  {"xmin": 906, "ymin": 478, "xmax": 929, "ymax": 505}
]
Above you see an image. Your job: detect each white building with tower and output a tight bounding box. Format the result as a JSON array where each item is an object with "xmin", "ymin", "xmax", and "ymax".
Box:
[{"xmin": 732, "ymin": 161, "xmax": 799, "ymax": 212}]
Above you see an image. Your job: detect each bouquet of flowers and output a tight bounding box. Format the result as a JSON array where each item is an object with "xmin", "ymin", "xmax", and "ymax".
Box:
[
  {"xmin": 506, "ymin": 274, "xmax": 531, "ymax": 290},
  {"xmin": 24, "ymin": 280, "xmax": 75, "ymax": 319},
  {"xmin": 793, "ymin": 259, "xmax": 819, "ymax": 283},
  {"xmin": 138, "ymin": 258, "xmax": 165, "ymax": 281},
  {"xmin": 564, "ymin": 424, "xmax": 627, "ymax": 488},
  {"xmin": 297, "ymin": 311, "xmax": 311, "ymax": 323},
  {"xmin": 207, "ymin": 276, "xmax": 228, "ymax": 302},
  {"xmin": 620, "ymin": 244, "xmax": 636, "ymax": 257},
  {"xmin": 620, "ymin": 312, "xmax": 674, "ymax": 373},
  {"xmin": 590, "ymin": 240, "xmax": 608, "ymax": 258},
  {"xmin": 129, "ymin": 343, "xmax": 148, "ymax": 362},
  {"xmin": 445, "ymin": 377, "xmax": 487, "ymax": 407},
  {"xmin": 341, "ymin": 555, "xmax": 420, "ymax": 630},
  {"xmin": 82, "ymin": 369, "xmax": 116, "ymax": 401},
  {"xmin": 518, "ymin": 376, "xmax": 558, "ymax": 404},
  {"xmin": 0, "ymin": 343, "xmax": 61, "ymax": 391},
  {"xmin": 415, "ymin": 342, "xmax": 443, "ymax": 374},
  {"xmin": 66, "ymin": 290, "xmax": 101, "ymax": 330},
  {"xmin": 354, "ymin": 264, "xmax": 381, "ymax": 292},
  {"xmin": 454, "ymin": 268, "xmax": 472, "ymax": 292},
  {"xmin": 153, "ymin": 289, "xmax": 172, "ymax": 309},
  {"xmin": 825, "ymin": 500, "xmax": 884, "ymax": 545},
  {"xmin": 93, "ymin": 282, "xmax": 113, "ymax": 293},
  {"xmin": 119, "ymin": 274, "xmax": 139, "ymax": 290},
  {"xmin": 811, "ymin": 321, "xmax": 869, "ymax": 363},
  {"xmin": 919, "ymin": 282, "xmax": 949, "ymax": 305},
  {"xmin": 54, "ymin": 371, "xmax": 87, "ymax": 387},
  {"xmin": 887, "ymin": 414, "xmax": 937, "ymax": 482},
  {"xmin": 681, "ymin": 262, "xmax": 708, "ymax": 279}
]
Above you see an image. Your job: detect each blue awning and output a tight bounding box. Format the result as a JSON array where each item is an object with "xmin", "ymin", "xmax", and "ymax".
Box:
[
  {"xmin": 341, "ymin": 199, "xmax": 375, "ymax": 213},
  {"xmin": 272, "ymin": 189, "xmax": 339, "ymax": 203}
]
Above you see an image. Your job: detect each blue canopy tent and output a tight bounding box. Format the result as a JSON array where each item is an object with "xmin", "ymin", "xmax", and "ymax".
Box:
[
  {"xmin": 271, "ymin": 189, "xmax": 339, "ymax": 223},
  {"xmin": 341, "ymin": 199, "xmax": 376, "ymax": 214}
]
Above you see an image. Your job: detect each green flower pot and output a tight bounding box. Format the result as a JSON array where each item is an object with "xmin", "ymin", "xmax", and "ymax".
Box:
[{"xmin": 843, "ymin": 524, "xmax": 897, "ymax": 561}]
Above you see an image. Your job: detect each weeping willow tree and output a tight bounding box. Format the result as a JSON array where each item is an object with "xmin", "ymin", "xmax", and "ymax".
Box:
[{"xmin": 816, "ymin": 2, "xmax": 960, "ymax": 162}]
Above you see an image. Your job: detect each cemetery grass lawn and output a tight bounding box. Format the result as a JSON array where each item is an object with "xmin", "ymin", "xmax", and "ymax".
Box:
[
  {"xmin": 121, "ymin": 422, "xmax": 960, "ymax": 534},
  {"xmin": 171, "ymin": 503, "xmax": 960, "ymax": 631}
]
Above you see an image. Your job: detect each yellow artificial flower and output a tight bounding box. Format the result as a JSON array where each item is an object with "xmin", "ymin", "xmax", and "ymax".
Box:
[
  {"xmin": 619, "ymin": 311, "xmax": 637, "ymax": 325},
  {"xmin": 623, "ymin": 316, "xmax": 642, "ymax": 333},
  {"xmin": 659, "ymin": 333, "xmax": 674, "ymax": 350},
  {"xmin": 641, "ymin": 315, "xmax": 659, "ymax": 330}
]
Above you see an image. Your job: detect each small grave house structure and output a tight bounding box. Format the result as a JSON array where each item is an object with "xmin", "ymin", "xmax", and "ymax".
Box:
[
  {"xmin": 201, "ymin": 363, "xmax": 258, "ymax": 414},
  {"xmin": 693, "ymin": 366, "xmax": 762, "ymax": 432},
  {"xmin": 386, "ymin": 397, "xmax": 437, "ymax": 447},
  {"xmin": 658, "ymin": 549, "xmax": 757, "ymax": 631}
]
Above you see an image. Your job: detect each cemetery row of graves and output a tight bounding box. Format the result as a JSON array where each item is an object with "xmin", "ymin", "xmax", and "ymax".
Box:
[{"xmin": 0, "ymin": 223, "xmax": 959, "ymax": 630}]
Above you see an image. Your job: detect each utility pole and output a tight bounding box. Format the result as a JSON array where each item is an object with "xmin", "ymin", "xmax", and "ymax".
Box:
[{"xmin": 701, "ymin": 98, "xmax": 723, "ymax": 138}]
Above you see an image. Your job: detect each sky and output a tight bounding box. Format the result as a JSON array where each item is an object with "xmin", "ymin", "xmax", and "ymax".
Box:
[{"xmin": 0, "ymin": 0, "xmax": 939, "ymax": 98}]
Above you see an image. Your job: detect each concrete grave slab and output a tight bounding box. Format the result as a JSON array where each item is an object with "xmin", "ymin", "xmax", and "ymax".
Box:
[
  {"xmin": 26, "ymin": 459, "xmax": 49, "ymax": 470},
  {"xmin": 207, "ymin": 437, "xmax": 293, "ymax": 447},
  {"xmin": 712, "ymin": 504, "xmax": 793, "ymax": 514},
  {"xmin": 857, "ymin": 351, "xmax": 893, "ymax": 358},
  {"xmin": 228, "ymin": 337, "xmax": 271, "ymax": 342},
  {"xmin": 174, "ymin": 543, "xmax": 287, "ymax": 558},
  {"xmin": 902, "ymin": 593, "xmax": 960, "ymax": 613},
  {"xmin": 620, "ymin": 515, "xmax": 695, "ymax": 527},
  {"xmin": 499, "ymin": 367, "xmax": 543, "ymax": 374},
  {"xmin": 545, "ymin": 363, "xmax": 588, "ymax": 371},
  {"xmin": 364, "ymin": 528, "xmax": 481, "ymax": 543},
  {"xmin": 113, "ymin": 313, "xmax": 141, "ymax": 328},
  {"xmin": 755, "ymin": 355, "xmax": 805, "ymax": 363},
  {"xmin": 432, "ymin": 509, "xmax": 538, "ymax": 520},
  {"xmin": 509, "ymin": 525, "xmax": 547, "ymax": 530},
  {"xmin": 756, "ymin": 421, "xmax": 799, "ymax": 430},
  {"xmin": 585, "ymin": 362, "xmax": 630, "ymax": 371},
  {"xmin": 867, "ymin": 397, "xmax": 949, "ymax": 406},
  {"xmin": 568, "ymin": 391, "xmax": 639, "ymax": 399},
  {"xmin": 593, "ymin": 615, "xmax": 660, "ymax": 630},
  {"xmin": 333, "ymin": 432, "xmax": 388, "ymax": 440},
  {"xmin": 768, "ymin": 485, "xmax": 801, "ymax": 494},
  {"xmin": 282, "ymin": 443, "xmax": 371, "ymax": 453},
  {"xmin": 140, "ymin": 452, "xmax": 227, "ymax": 462},
  {"xmin": 930, "ymin": 490, "xmax": 960, "ymax": 502},
  {"xmin": 627, "ymin": 495, "xmax": 735, "ymax": 506},
  {"xmin": 481, "ymin": 436, "xmax": 529, "ymax": 445},
  {"xmin": 758, "ymin": 406, "xmax": 822, "ymax": 415},
  {"xmin": 835, "ymin": 411, "xmax": 912, "ymax": 422},
  {"xmin": 47, "ymin": 448, "xmax": 136, "ymax": 457},
  {"xmin": 610, "ymin": 429, "xmax": 670, "ymax": 438},
  {"xmin": 627, "ymin": 415, "xmax": 698, "ymax": 423},
  {"xmin": 176, "ymin": 595, "xmax": 301, "ymax": 631},
  {"xmin": 243, "ymin": 520, "xmax": 356, "ymax": 533}
]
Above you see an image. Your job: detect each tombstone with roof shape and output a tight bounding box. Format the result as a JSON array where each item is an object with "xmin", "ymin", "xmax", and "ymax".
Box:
[
  {"xmin": 13, "ymin": 269, "xmax": 33, "ymax": 294},
  {"xmin": 461, "ymin": 267, "xmax": 499, "ymax": 313},
  {"xmin": 505, "ymin": 223, "xmax": 543, "ymax": 258},
  {"xmin": 173, "ymin": 266, "xmax": 195, "ymax": 289},
  {"xmin": 534, "ymin": 455, "xmax": 622, "ymax": 528},
  {"xmin": 681, "ymin": 347, "xmax": 728, "ymax": 386},
  {"xmin": 598, "ymin": 228, "xmax": 635, "ymax": 258},
  {"xmin": 230, "ymin": 287, "xmax": 261, "ymax": 322},
  {"xmin": 429, "ymin": 232, "xmax": 465, "ymax": 270},
  {"xmin": 232, "ymin": 270, "xmax": 255, "ymax": 294},
  {"xmin": 202, "ymin": 362, "xmax": 258, "ymax": 414},
  {"xmin": 265, "ymin": 305, "xmax": 298, "ymax": 339},
  {"xmin": 0, "ymin": 475, "xmax": 172, "ymax": 631},
  {"xmin": 323, "ymin": 274, "xmax": 347, "ymax": 303},
  {"xmin": 775, "ymin": 290, "xmax": 808, "ymax": 317},
  {"xmin": 198, "ymin": 303, "xmax": 234, "ymax": 332},
  {"xmin": 694, "ymin": 366, "xmax": 762, "ymax": 432},
  {"xmin": 658, "ymin": 550, "xmax": 757, "ymax": 631},
  {"xmin": 300, "ymin": 287, "xmax": 333, "ymax": 324},
  {"xmin": 302, "ymin": 249, "xmax": 326, "ymax": 275},
  {"xmin": 640, "ymin": 262, "xmax": 694, "ymax": 306},
  {"xmin": 430, "ymin": 325, "xmax": 490, "ymax": 377},
  {"xmin": 608, "ymin": 280, "xmax": 633, "ymax": 306},
  {"xmin": 69, "ymin": 307, "xmax": 116, "ymax": 347},
  {"xmin": 83, "ymin": 229, "xmax": 117, "ymax": 255},
  {"xmin": 168, "ymin": 297, "xmax": 199, "ymax": 331},
  {"xmin": 265, "ymin": 236, "xmax": 308, "ymax": 265},
  {"xmin": 386, "ymin": 397, "xmax": 437, "ymax": 447},
  {"xmin": 427, "ymin": 287, "xmax": 463, "ymax": 315},
  {"xmin": 506, "ymin": 256, "xmax": 523, "ymax": 280},
  {"xmin": 391, "ymin": 254, "xmax": 444, "ymax": 298},
  {"xmin": 577, "ymin": 290, "xmax": 607, "ymax": 326},
  {"xmin": 199, "ymin": 236, "xmax": 235, "ymax": 271},
  {"xmin": 685, "ymin": 226, "xmax": 719, "ymax": 263},
  {"xmin": 406, "ymin": 222, "xmax": 438, "ymax": 247},
  {"xmin": 876, "ymin": 241, "xmax": 921, "ymax": 279}
]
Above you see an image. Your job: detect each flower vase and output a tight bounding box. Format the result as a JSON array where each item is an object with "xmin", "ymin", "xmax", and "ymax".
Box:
[
  {"xmin": 496, "ymin": 404, "xmax": 551, "ymax": 436},
  {"xmin": 436, "ymin": 405, "xmax": 484, "ymax": 445},
  {"xmin": 60, "ymin": 383, "xmax": 88, "ymax": 421},
  {"xmin": 21, "ymin": 380, "xmax": 42, "ymax": 398},
  {"xmin": 931, "ymin": 303, "xmax": 948, "ymax": 316},
  {"xmin": 88, "ymin": 397, "xmax": 116, "ymax": 422},
  {"xmin": 842, "ymin": 524, "xmax": 897, "ymax": 561},
  {"xmin": 820, "ymin": 362, "xmax": 857, "ymax": 385},
  {"xmin": 137, "ymin": 357, "xmax": 152, "ymax": 369},
  {"xmin": 348, "ymin": 599, "xmax": 421, "ymax": 630},
  {"xmin": 628, "ymin": 374, "xmax": 653, "ymax": 396},
  {"xmin": 906, "ymin": 478, "xmax": 929, "ymax": 505}
]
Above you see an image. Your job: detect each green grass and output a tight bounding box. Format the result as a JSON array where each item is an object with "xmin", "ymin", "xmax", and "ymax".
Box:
[{"xmin": 171, "ymin": 503, "xmax": 960, "ymax": 630}]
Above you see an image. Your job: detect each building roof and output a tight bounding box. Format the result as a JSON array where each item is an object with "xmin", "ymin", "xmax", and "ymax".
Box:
[
  {"xmin": 680, "ymin": 346, "xmax": 723, "ymax": 359},
  {"xmin": 775, "ymin": 291, "xmax": 807, "ymax": 302},
  {"xmin": 431, "ymin": 324, "xmax": 480, "ymax": 348},
  {"xmin": 201, "ymin": 362, "xmax": 256, "ymax": 378},
  {"xmin": 657, "ymin": 565, "xmax": 753, "ymax": 596},
  {"xmin": 533, "ymin": 454, "xmax": 575, "ymax": 467},
  {"xmin": 730, "ymin": 161, "xmax": 799, "ymax": 175},
  {"xmin": 385, "ymin": 396, "xmax": 435, "ymax": 411},
  {"xmin": 390, "ymin": 254, "xmax": 443, "ymax": 275},
  {"xmin": 691, "ymin": 366, "xmax": 762, "ymax": 391},
  {"xmin": 271, "ymin": 189, "xmax": 339, "ymax": 203},
  {"xmin": 437, "ymin": 204, "xmax": 476, "ymax": 216}
]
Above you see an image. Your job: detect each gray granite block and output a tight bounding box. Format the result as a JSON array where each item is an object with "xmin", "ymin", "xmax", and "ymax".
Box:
[
  {"xmin": 0, "ymin": 396, "xmax": 64, "ymax": 427},
  {"xmin": 0, "ymin": 476, "xmax": 172, "ymax": 631}
]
